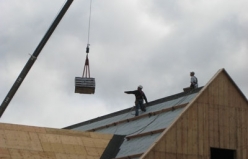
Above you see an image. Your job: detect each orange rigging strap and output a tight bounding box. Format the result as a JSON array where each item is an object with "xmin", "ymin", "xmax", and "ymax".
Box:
[{"xmin": 82, "ymin": 53, "xmax": 90, "ymax": 78}]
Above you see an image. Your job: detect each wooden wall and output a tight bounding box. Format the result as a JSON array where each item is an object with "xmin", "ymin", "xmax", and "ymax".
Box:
[
  {"xmin": 142, "ymin": 69, "xmax": 248, "ymax": 159},
  {"xmin": 0, "ymin": 123, "xmax": 112, "ymax": 159}
]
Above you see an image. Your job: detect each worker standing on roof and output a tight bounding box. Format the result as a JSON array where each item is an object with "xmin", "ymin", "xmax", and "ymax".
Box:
[
  {"xmin": 190, "ymin": 72, "xmax": 198, "ymax": 89},
  {"xmin": 124, "ymin": 85, "xmax": 148, "ymax": 116}
]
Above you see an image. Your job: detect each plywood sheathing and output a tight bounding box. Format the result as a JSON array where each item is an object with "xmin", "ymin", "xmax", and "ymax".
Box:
[
  {"xmin": 0, "ymin": 122, "xmax": 113, "ymax": 159},
  {"xmin": 141, "ymin": 68, "xmax": 248, "ymax": 159}
]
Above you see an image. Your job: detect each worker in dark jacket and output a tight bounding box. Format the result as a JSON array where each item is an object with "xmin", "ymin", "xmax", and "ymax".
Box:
[{"xmin": 124, "ymin": 85, "xmax": 148, "ymax": 116}]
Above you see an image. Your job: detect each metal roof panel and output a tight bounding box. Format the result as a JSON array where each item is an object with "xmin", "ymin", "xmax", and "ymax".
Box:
[{"xmin": 69, "ymin": 88, "xmax": 203, "ymax": 158}]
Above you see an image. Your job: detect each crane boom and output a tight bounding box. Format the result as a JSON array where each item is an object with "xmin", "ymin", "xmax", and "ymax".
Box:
[{"xmin": 0, "ymin": 0, "xmax": 74, "ymax": 118}]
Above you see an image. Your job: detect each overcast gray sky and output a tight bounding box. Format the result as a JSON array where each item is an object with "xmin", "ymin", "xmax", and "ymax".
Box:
[{"xmin": 1, "ymin": 0, "xmax": 247, "ymax": 128}]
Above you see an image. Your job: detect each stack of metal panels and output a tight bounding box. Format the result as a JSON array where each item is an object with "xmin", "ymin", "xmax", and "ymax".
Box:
[{"xmin": 75, "ymin": 77, "xmax": 95, "ymax": 94}]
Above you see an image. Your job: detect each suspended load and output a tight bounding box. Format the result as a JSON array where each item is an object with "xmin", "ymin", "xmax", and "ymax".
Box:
[
  {"xmin": 75, "ymin": 0, "xmax": 95, "ymax": 94},
  {"xmin": 75, "ymin": 44, "xmax": 95, "ymax": 94}
]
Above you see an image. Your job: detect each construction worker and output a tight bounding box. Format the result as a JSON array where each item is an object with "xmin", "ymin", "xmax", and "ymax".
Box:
[
  {"xmin": 190, "ymin": 72, "xmax": 198, "ymax": 89},
  {"xmin": 124, "ymin": 85, "xmax": 148, "ymax": 116}
]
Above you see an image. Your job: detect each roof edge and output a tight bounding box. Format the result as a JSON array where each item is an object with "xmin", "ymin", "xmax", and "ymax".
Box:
[{"xmin": 222, "ymin": 68, "xmax": 248, "ymax": 103}]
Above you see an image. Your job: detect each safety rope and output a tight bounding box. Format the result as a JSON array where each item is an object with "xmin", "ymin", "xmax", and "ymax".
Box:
[{"xmin": 113, "ymin": 106, "xmax": 135, "ymax": 134}]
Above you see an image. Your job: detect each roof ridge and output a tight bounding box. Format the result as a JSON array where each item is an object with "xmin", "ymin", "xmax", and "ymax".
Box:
[{"xmin": 126, "ymin": 128, "xmax": 165, "ymax": 141}]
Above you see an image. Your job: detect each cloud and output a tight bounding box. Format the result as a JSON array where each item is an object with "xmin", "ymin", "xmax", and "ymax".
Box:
[{"xmin": 0, "ymin": 0, "xmax": 247, "ymax": 128}]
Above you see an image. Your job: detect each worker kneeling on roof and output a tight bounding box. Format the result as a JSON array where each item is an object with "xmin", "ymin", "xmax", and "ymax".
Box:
[
  {"xmin": 190, "ymin": 71, "xmax": 198, "ymax": 89},
  {"xmin": 124, "ymin": 85, "xmax": 148, "ymax": 116}
]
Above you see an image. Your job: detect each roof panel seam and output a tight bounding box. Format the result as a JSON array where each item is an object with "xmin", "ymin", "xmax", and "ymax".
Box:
[{"xmin": 87, "ymin": 103, "xmax": 188, "ymax": 132}]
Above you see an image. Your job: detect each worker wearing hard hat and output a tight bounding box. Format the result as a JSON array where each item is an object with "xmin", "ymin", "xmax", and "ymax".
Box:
[
  {"xmin": 124, "ymin": 85, "xmax": 148, "ymax": 116},
  {"xmin": 190, "ymin": 72, "xmax": 198, "ymax": 89}
]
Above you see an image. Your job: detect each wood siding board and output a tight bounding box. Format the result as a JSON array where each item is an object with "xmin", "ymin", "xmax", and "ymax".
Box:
[
  {"xmin": 223, "ymin": 106, "xmax": 229, "ymax": 149},
  {"xmin": 165, "ymin": 153, "xmax": 176, "ymax": 159},
  {"xmin": 154, "ymin": 151, "xmax": 161, "ymax": 159},
  {"xmin": 176, "ymin": 153, "xmax": 184, "ymax": 159},
  {"xmin": 187, "ymin": 109, "xmax": 193, "ymax": 155},
  {"xmin": 222, "ymin": 74, "xmax": 229, "ymax": 149},
  {"xmin": 208, "ymin": 103, "xmax": 214, "ymax": 148},
  {"xmin": 219, "ymin": 73, "xmax": 225, "ymax": 148},
  {"xmin": 188, "ymin": 154, "xmax": 198, "ymax": 159},
  {"xmin": 237, "ymin": 93, "xmax": 246, "ymax": 159},
  {"xmin": 181, "ymin": 111, "xmax": 188, "ymax": 155},
  {"xmin": 167, "ymin": 126, "xmax": 176, "ymax": 153},
  {"xmin": 213, "ymin": 76, "xmax": 220, "ymax": 148},
  {"xmin": 208, "ymin": 83, "xmax": 215, "ymax": 148},
  {"xmin": 204, "ymin": 102, "xmax": 210, "ymax": 157},
  {"xmin": 234, "ymin": 82, "xmax": 242, "ymax": 151},
  {"xmin": 228, "ymin": 80, "xmax": 233, "ymax": 149},
  {"xmin": 229, "ymin": 104, "xmax": 236, "ymax": 149},
  {"xmin": 163, "ymin": 130, "xmax": 167, "ymax": 155},
  {"xmin": 229, "ymin": 77, "xmax": 239, "ymax": 150},
  {"xmin": 219, "ymin": 106, "xmax": 224, "ymax": 148},
  {"xmin": 238, "ymin": 103, "xmax": 242, "ymax": 158},
  {"xmin": 176, "ymin": 117, "xmax": 183, "ymax": 154},
  {"xmin": 159, "ymin": 150, "xmax": 166, "ymax": 159},
  {"xmin": 241, "ymin": 101, "xmax": 247, "ymax": 129},
  {"xmin": 191, "ymin": 104, "xmax": 198, "ymax": 155},
  {"xmin": 155, "ymin": 137, "xmax": 165, "ymax": 152},
  {"xmin": 246, "ymin": 124, "xmax": 248, "ymax": 159},
  {"xmin": 242, "ymin": 108, "xmax": 247, "ymax": 158},
  {"xmin": 241, "ymin": 122, "xmax": 246, "ymax": 159},
  {"xmin": 202, "ymin": 90, "xmax": 209, "ymax": 157},
  {"xmin": 198, "ymin": 101, "xmax": 204, "ymax": 156},
  {"xmin": 146, "ymin": 151, "xmax": 154, "ymax": 159}
]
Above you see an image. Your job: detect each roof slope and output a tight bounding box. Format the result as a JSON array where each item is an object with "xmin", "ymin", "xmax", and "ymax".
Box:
[
  {"xmin": 0, "ymin": 122, "xmax": 113, "ymax": 159},
  {"xmin": 65, "ymin": 87, "xmax": 203, "ymax": 158},
  {"xmin": 141, "ymin": 68, "xmax": 248, "ymax": 159}
]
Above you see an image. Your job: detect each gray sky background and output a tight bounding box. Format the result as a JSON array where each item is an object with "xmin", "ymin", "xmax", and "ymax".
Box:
[{"xmin": 1, "ymin": 0, "xmax": 247, "ymax": 128}]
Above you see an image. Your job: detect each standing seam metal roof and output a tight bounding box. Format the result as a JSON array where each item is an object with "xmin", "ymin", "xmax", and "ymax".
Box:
[{"xmin": 65, "ymin": 87, "xmax": 202, "ymax": 158}]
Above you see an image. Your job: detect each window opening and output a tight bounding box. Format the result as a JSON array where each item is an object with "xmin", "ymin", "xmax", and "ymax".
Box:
[{"xmin": 211, "ymin": 147, "xmax": 236, "ymax": 159}]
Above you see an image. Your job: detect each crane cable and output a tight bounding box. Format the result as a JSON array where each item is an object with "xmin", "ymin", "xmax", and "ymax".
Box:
[
  {"xmin": 83, "ymin": 0, "xmax": 93, "ymax": 78},
  {"xmin": 87, "ymin": 0, "xmax": 92, "ymax": 46}
]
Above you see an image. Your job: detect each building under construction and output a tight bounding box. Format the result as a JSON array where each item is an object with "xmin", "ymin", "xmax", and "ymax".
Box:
[{"xmin": 0, "ymin": 68, "xmax": 247, "ymax": 159}]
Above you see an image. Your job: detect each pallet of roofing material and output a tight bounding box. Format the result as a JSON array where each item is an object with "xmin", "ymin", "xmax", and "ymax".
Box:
[
  {"xmin": 75, "ymin": 45, "xmax": 95, "ymax": 94},
  {"xmin": 74, "ymin": 2, "xmax": 96, "ymax": 95},
  {"xmin": 75, "ymin": 77, "xmax": 95, "ymax": 94},
  {"xmin": 75, "ymin": 1, "xmax": 96, "ymax": 94}
]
